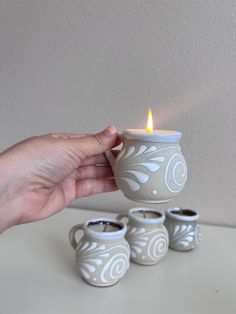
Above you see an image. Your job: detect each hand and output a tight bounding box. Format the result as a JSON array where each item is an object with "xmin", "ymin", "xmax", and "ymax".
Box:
[{"xmin": 0, "ymin": 126, "xmax": 120, "ymax": 232}]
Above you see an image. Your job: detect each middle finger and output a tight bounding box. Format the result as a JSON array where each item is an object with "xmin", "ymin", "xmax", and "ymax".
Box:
[
  {"xmin": 77, "ymin": 165, "xmax": 114, "ymax": 180},
  {"xmin": 81, "ymin": 151, "xmax": 120, "ymax": 166}
]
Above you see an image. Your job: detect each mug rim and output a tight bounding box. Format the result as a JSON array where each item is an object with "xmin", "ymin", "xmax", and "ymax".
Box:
[
  {"xmin": 166, "ymin": 207, "xmax": 199, "ymax": 222},
  {"xmin": 128, "ymin": 207, "xmax": 165, "ymax": 224},
  {"xmin": 122, "ymin": 129, "xmax": 182, "ymax": 143},
  {"xmin": 83, "ymin": 217, "xmax": 127, "ymax": 241}
]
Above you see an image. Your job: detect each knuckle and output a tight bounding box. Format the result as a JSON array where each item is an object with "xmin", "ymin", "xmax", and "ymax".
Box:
[
  {"xmin": 86, "ymin": 181, "xmax": 94, "ymax": 195},
  {"xmin": 48, "ymin": 133, "xmax": 69, "ymax": 139},
  {"xmin": 93, "ymin": 134, "xmax": 104, "ymax": 145},
  {"xmin": 49, "ymin": 132, "xmax": 61, "ymax": 138}
]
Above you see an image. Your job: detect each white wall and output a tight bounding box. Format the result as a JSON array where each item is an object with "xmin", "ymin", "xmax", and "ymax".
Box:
[{"xmin": 0, "ymin": 1, "xmax": 236, "ymax": 226}]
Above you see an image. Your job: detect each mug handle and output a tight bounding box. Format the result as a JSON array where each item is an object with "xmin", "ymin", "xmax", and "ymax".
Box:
[
  {"xmin": 69, "ymin": 224, "xmax": 83, "ymax": 250},
  {"xmin": 116, "ymin": 212, "xmax": 129, "ymax": 224},
  {"xmin": 104, "ymin": 150, "xmax": 116, "ymax": 171}
]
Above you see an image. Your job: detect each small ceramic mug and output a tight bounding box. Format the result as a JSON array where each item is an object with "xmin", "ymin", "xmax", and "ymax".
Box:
[
  {"xmin": 69, "ymin": 217, "xmax": 130, "ymax": 287},
  {"xmin": 117, "ymin": 207, "xmax": 169, "ymax": 265},
  {"xmin": 106, "ymin": 129, "xmax": 187, "ymax": 203},
  {"xmin": 165, "ymin": 208, "xmax": 201, "ymax": 251}
]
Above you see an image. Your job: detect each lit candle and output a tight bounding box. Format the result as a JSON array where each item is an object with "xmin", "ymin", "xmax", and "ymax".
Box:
[
  {"xmin": 105, "ymin": 106, "xmax": 187, "ymax": 204},
  {"xmin": 123, "ymin": 107, "xmax": 182, "ymax": 143},
  {"xmin": 146, "ymin": 107, "xmax": 153, "ymax": 133}
]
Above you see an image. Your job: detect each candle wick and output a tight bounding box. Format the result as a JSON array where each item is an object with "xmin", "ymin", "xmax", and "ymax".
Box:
[{"xmin": 103, "ymin": 224, "xmax": 108, "ymax": 232}]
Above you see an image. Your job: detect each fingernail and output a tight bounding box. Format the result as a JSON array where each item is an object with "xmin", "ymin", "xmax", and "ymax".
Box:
[{"xmin": 104, "ymin": 125, "xmax": 117, "ymax": 136}]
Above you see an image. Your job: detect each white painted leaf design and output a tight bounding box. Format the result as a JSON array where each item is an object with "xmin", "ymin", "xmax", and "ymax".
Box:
[
  {"xmin": 88, "ymin": 258, "xmax": 103, "ymax": 265},
  {"xmin": 131, "ymin": 240, "xmax": 147, "ymax": 247},
  {"xmin": 126, "ymin": 227, "xmax": 168, "ymax": 262},
  {"xmin": 138, "ymin": 163, "xmax": 160, "ymax": 172},
  {"xmin": 115, "ymin": 145, "xmax": 165, "ymax": 193},
  {"xmin": 144, "ymin": 146, "xmax": 157, "ymax": 154},
  {"xmin": 128, "ymin": 227, "xmax": 136, "ymax": 234},
  {"xmin": 132, "ymin": 246, "xmax": 143, "ymax": 254},
  {"xmin": 136, "ymin": 228, "xmax": 145, "ymax": 234},
  {"xmin": 166, "ymin": 223, "xmax": 196, "ymax": 249},
  {"xmin": 76, "ymin": 241, "xmax": 130, "ymax": 283},
  {"xmin": 178, "ymin": 240, "xmax": 190, "ymax": 248},
  {"xmin": 118, "ymin": 177, "xmax": 141, "ymax": 191},
  {"xmin": 150, "ymin": 156, "xmax": 165, "ymax": 162},
  {"xmin": 172, "ymin": 224, "xmax": 192, "ymax": 237},
  {"xmin": 120, "ymin": 170, "xmax": 149, "ymax": 183},
  {"xmin": 99, "ymin": 253, "xmax": 109, "ymax": 258},
  {"xmin": 80, "ymin": 241, "xmax": 89, "ymax": 251},
  {"xmin": 80, "ymin": 262, "xmax": 96, "ymax": 273},
  {"xmin": 123, "ymin": 146, "xmax": 135, "ymax": 159},
  {"xmin": 80, "ymin": 268, "xmax": 90, "ymax": 280},
  {"xmin": 115, "ymin": 148, "xmax": 126, "ymax": 164},
  {"xmin": 87, "ymin": 242, "xmax": 97, "ymax": 251},
  {"xmin": 136, "ymin": 145, "xmax": 148, "ymax": 156}
]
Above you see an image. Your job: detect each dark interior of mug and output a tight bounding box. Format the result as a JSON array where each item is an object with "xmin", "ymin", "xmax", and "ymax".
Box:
[
  {"xmin": 171, "ymin": 209, "xmax": 197, "ymax": 217},
  {"xmin": 134, "ymin": 209, "xmax": 162, "ymax": 219},
  {"xmin": 87, "ymin": 220, "xmax": 123, "ymax": 232}
]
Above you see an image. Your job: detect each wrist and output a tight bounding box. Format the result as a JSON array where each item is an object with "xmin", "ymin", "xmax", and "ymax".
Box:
[
  {"xmin": 0, "ymin": 192, "xmax": 17, "ymax": 233},
  {"xmin": 0, "ymin": 158, "xmax": 20, "ymax": 233},
  {"xmin": 0, "ymin": 206, "xmax": 13, "ymax": 233}
]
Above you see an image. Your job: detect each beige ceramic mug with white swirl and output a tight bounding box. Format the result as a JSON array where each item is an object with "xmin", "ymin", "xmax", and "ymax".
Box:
[
  {"xmin": 106, "ymin": 129, "xmax": 187, "ymax": 203},
  {"xmin": 69, "ymin": 218, "xmax": 130, "ymax": 287},
  {"xmin": 165, "ymin": 208, "xmax": 201, "ymax": 251},
  {"xmin": 117, "ymin": 207, "xmax": 169, "ymax": 265}
]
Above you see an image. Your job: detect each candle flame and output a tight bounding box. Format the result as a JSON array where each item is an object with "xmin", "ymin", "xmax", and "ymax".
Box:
[{"xmin": 146, "ymin": 107, "xmax": 153, "ymax": 133}]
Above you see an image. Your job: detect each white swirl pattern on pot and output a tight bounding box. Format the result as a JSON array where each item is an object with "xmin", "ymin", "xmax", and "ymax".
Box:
[
  {"xmin": 147, "ymin": 230, "xmax": 169, "ymax": 260},
  {"xmin": 100, "ymin": 252, "xmax": 129, "ymax": 283},
  {"xmin": 126, "ymin": 226, "xmax": 169, "ymax": 263},
  {"xmin": 164, "ymin": 152, "xmax": 187, "ymax": 193},
  {"xmin": 76, "ymin": 240, "xmax": 130, "ymax": 284},
  {"xmin": 195, "ymin": 225, "xmax": 202, "ymax": 245}
]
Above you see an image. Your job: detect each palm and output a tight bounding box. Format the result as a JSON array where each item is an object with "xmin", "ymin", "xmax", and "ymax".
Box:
[
  {"xmin": 0, "ymin": 130, "xmax": 118, "ymax": 227},
  {"xmin": 20, "ymin": 173, "xmax": 78, "ymax": 223}
]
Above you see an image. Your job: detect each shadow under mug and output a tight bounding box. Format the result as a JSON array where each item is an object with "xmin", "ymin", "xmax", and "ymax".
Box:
[
  {"xmin": 105, "ymin": 129, "xmax": 187, "ymax": 203},
  {"xmin": 69, "ymin": 217, "xmax": 130, "ymax": 287}
]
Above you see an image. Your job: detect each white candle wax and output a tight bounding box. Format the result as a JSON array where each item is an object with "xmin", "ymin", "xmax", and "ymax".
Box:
[
  {"xmin": 133, "ymin": 209, "xmax": 162, "ymax": 219},
  {"xmin": 88, "ymin": 220, "xmax": 121, "ymax": 232},
  {"xmin": 122, "ymin": 129, "xmax": 182, "ymax": 143}
]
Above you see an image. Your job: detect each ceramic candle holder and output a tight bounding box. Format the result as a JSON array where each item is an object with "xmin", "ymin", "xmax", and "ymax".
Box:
[
  {"xmin": 106, "ymin": 129, "xmax": 187, "ymax": 203},
  {"xmin": 117, "ymin": 207, "xmax": 169, "ymax": 265},
  {"xmin": 164, "ymin": 208, "xmax": 201, "ymax": 251},
  {"xmin": 69, "ymin": 218, "xmax": 130, "ymax": 287}
]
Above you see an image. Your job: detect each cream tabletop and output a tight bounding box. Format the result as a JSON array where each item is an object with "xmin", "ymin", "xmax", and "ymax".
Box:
[{"xmin": 0, "ymin": 208, "xmax": 235, "ymax": 314}]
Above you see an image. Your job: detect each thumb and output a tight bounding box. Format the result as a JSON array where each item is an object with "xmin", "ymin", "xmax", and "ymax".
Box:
[{"xmin": 69, "ymin": 125, "xmax": 119, "ymax": 159}]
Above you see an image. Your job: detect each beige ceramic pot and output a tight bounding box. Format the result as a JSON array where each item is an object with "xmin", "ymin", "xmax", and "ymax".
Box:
[
  {"xmin": 117, "ymin": 207, "xmax": 169, "ymax": 265},
  {"xmin": 69, "ymin": 218, "xmax": 130, "ymax": 287},
  {"xmin": 106, "ymin": 129, "xmax": 187, "ymax": 203},
  {"xmin": 165, "ymin": 208, "xmax": 201, "ymax": 251}
]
